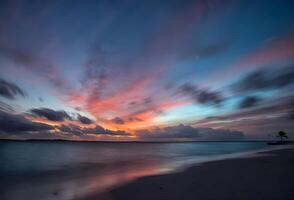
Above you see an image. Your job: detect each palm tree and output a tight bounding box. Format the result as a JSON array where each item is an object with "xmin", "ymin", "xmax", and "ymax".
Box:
[{"xmin": 277, "ymin": 131, "xmax": 288, "ymax": 142}]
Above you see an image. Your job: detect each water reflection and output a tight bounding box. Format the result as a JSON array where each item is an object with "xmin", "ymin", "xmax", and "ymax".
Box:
[{"xmin": 1, "ymin": 158, "xmax": 161, "ymax": 200}]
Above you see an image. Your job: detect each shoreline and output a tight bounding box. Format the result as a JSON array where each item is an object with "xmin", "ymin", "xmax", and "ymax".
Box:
[
  {"xmin": 160, "ymin": 145, "xmax": 294, "ymax": 174},
  {"xmin": 86, "ymin": 146, "xmax": 294, "ymax": 200}
]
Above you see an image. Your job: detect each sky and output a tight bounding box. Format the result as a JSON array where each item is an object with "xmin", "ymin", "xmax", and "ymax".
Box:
[{"xmin": 0, "ymin": 0, "xmax": 293, "ymax": 141}]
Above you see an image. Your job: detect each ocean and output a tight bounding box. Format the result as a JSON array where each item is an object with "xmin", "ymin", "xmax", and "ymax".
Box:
[{"xmin": 0, "ymin": 141, "xmax": 271, "ymax": 200}]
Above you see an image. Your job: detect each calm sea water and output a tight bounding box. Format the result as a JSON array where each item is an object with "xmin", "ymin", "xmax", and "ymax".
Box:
[{"xmin": 0, "ymin": 141, "xmax": 270, "ymax": 200}]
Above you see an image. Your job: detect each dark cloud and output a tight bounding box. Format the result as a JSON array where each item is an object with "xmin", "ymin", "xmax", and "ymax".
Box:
[
  {"xmin": 82, "ymin": 125, "xmax": 106, "ymax": 134},
  {"xmin": 123, "ymin": 97, "xmax": 163, "ymax": 121},
  {"xmin": 128, "ymin": 117, "xmax": 143, "ymax": 122},
  {"xmin": 179, "ymin": 83, "xmax": 223, "ymax": 105},
  {"xmin": 84, "ymin": 125, "xmax": 130, "ymax": 136},
  {"xmin": 56, "ymin": 124, "xmax": 84, "ymax": 135},
  {"xmin": 199, "ymin": 128, "xmax": 245, "ymax": 140},
  {"xmin": 0, "ymin": 109, "xmax": 129, "ymax": 137},
  {"xmin": 56, "ymin": 124, "xmax": 130, "ymax": 136},
  {"xmin": 194, "ymin": 95, "xmax": 294, "ymax": 136},
  {"xmin": 233, "ymin": 66, "xmax": 294, "ymax": 93},
  {"xmin": 30, "ymin": 108, "xmax": 72, "ymax": 122},
  {"xmin": 128, "ymin": 101, "xmax": 137, "ymax": 106},
  {"xmin": 111, "ymin": 117, "xmax": 125, "ymax": 124},
  {"xmin": 74, "ymin": 107, "xmax": 82, "ymax": 111},
  {"xmin": 137, "ymin": 124, "xmax": 200, "ymax": 139},
  {"xmin": 203, "ymin": 96, "xmax": 294, "ymax": 122},
  {"xmin": 143, "ymin": 97, "xmax": 153, "ymax": 105},
  {"xmin": 77, "ymin": 114, "xmax": 93, "ymax": 124},
  {"xmin": 0, "ymin": 110, "xmax": 53, "ymax": 134},
  {"xmin": 29, "ymin": 108, "xmax": 94, "ymax": 124},
  {"xmin": 238, "ymin": 96, "xmax": 261, "ymax": 109},
  {"xmin": 29, "ymin": 107, "xmax": 94, "ymax": 124},
  {"xmin": 0, "ymin": 78, "xmax": 26, "ymax": 99},
  {"xmin": 137, "ymin": 124, "xmax": 244, "ymax": 140},
  {"xmin": 111, "ymin": 117, "xmax": 143, "ymax": 124},
  {"xmin": 197, "ymin": 90, "xmax": 223, "ymax": 105}
]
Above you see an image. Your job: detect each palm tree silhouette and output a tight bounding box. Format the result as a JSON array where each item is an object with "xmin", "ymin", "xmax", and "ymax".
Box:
[{"xmin": 277, "ymin": 131, "xmax": 288, "ymax": 142}]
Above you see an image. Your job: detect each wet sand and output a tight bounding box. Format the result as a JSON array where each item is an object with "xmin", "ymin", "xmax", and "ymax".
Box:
[{"xmin": 87, "ymin": 147, "xmax": 294, "ymax": 200}]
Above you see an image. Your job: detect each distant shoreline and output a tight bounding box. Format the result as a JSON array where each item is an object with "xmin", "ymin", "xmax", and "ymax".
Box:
[{"xmin": 0, "ymin": 138, "xmax": 283, "ymax": 143}]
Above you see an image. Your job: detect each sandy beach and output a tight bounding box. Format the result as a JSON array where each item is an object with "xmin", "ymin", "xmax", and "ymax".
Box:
[{"xmin": 85, "ymin": 147, "xmax": 294, "ymax": 200}]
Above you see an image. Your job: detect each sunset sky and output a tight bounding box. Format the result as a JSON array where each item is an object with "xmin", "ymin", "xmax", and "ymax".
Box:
[{"xmin": 0, "ymin": 0, "xmax": 293, "ymax": 141}]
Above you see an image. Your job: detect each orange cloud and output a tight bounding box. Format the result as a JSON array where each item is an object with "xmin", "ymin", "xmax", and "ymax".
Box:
[{"xmin": 97, "ymin": 98, "xmax": 190, "ymax": 132}]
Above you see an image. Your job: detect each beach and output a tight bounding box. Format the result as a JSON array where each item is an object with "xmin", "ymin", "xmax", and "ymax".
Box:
[{"xmin": 87, "ymin": 147, "xmax": 294, "ymax": 200}]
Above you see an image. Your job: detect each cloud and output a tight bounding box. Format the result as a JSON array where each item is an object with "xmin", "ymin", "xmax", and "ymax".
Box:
[
  {"xmin": 136, "ymin": 124, "xmax": 244, "ymax": 140},
  {"xmin": 56, "ymin": 124, "xmax": 84, "ymax": 135},
  {"xmin": 0, "ymin": 101, "xmax": 14, "ymax": 112},
  {"xmin": 128, "ymin": 117, "xmax": 143, "ymax": 122},
  {"xmin": 198, "ymin": 128, "xmax": 245, "ymax": 140},
  {"xmin": 193, "ymin": 95, "xmax": 294, "ymax": 136},
  {"xmin": 111, "ymin": 117, "xmax": 125, "ymax": 124},
  {"xmin": 84, "ymin": 125, "xmax": 130, "ymax": 136},
  {"xmin": 56, "ymin": 124, "xmax": 131, "ymax": 136},
  {"xmin": 29, "ymin": 107, "xmax": 94, "ymax": 124},
  {"xmin": 30, "ymin": 108, "xmax": 72, "ymax": 122},
  {"xmin": 233, "ymin": 65, "xmax": 294, "ymax": 93},
  {"xmin": 207, "ymin": 34, "xmax": 294, "ymax": 86},
  {"xmin": 179, "ymin": 83, "xmax": 223, "ymax": 105},
  {"xmin": 0, "ymin": 110, "xmax": 53, "ymax": 134},
  {"xmin": 137, "ymin": 124, "xmax": 200, "ymax": 139},
  {"xmin": 238, "ymin": 96, "xmax": 261, "ymax": 109},
  {"xmin": 80, "ymin": 74, "xmax": 166, "ymax": 130},
  {"xmin": 77, "ymin": 114, "xmax": 94, "ymax": 124},
  {"xmin": 204, "ymin": 96, "xmax": 294, "ymax": 122},
  {"xmin": 0, "ymin": 40, "xmax": 70, "ymax": 91},
  {"xmin": 0, "ymin": 107, "xmax": 128, "ymax": 137},
  {"xmin": 0, "ymin": 78, "xmax": 26, "ymax": 99}
]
